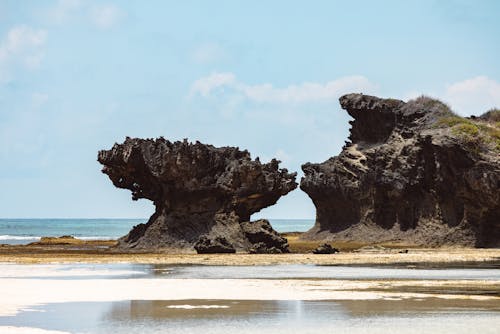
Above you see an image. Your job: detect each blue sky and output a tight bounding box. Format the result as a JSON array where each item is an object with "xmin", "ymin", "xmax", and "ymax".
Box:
[{"xmin": 1, "ymin": 0, "xmax": 499, "ymax": 219}]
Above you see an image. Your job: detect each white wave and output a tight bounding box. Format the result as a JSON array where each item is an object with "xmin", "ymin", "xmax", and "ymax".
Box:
[
  {"xmin": 0, "ymin": 326, "xmax": 70, "ymax": 334},
  {"xmin": 0, "ymin": 235, "xmax": 116, "ymax": 241},
  {"xmin": 167, "ymin": 305, "xmax": 230, "ymax": 309},
  {"xmin": 0, "ymin": 264, "xmax": 146, "ymax": 278},
  {"xmin": 78, "ymin": 236, "xmax": 116, "ymax": 240},
  {"xmin": 0, "ymin": 235, "xmax": 40, "ymax": 241}
]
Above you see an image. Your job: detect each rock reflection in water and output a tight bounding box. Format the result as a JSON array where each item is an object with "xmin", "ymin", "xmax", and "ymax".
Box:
[{"xmin": 2, "ymin": 299, "xmax": 500, "ymax": 333}]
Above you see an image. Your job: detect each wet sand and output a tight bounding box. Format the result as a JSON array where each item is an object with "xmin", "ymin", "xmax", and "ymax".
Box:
[{"xmin": 0, "ymin": 236, "xmax": 499, "ymax": 266}]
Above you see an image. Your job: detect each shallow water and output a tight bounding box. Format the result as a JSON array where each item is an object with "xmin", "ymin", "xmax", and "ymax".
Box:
[
  {"xmin": 2, "ymin": 263, "xmax": 500, "ymax": 281},
  {"xmin": 1, "ymin": 263, "xmax": 499, "ymax": 333},
  {"xmin": 2, "ymin": 299, "xmax": 500, "ymax": 334}
]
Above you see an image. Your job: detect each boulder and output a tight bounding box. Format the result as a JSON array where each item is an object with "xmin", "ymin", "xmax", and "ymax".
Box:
[
  {"xmin": 194, "ymin": 236, "xmax": 236, "ymax": 254},
  {"xmin": 312, "ymin": 243, "xmax": 339, "ymax": 254},
  {"xmin": 241, "ymin": 219, "xmax": 289, "ymax": 253}
]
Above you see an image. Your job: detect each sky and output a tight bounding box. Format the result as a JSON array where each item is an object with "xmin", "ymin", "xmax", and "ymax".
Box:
[{"xmin": 0, "ymin": 0, "xmax": 499, "ymax": 219}]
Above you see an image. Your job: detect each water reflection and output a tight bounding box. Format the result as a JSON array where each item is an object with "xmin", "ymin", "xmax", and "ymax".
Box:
[{"xmin": 2, "ymin": 298, "xmax": 500, "ymax": 334}]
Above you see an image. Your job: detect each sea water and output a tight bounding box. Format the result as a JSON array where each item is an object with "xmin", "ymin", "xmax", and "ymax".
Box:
[{"xmin": 0, "ymin": 218, "xmax": 314, "ymax": 244}]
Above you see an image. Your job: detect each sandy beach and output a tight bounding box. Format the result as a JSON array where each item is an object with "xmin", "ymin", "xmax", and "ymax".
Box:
[{"xmin": 0, "ymin": 236, "xmax": 499, "ymax": 266}]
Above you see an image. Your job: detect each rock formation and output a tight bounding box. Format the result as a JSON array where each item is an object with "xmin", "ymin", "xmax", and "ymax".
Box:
[
  {"xmin": 98, "ymin": 137, "xmax": 296, "ymax": 252},
  {"xmin": 301, "ymin": 94, "xmax": 500, "ymax": 247}
]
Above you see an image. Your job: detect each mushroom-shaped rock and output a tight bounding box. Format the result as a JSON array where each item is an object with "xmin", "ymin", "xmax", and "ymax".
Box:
[
  {"xmin": 98, "ymin": 137, "xmax": 297, "ymax": 251},
  {"xmin": 301, "ymin": 94, "xmax": 500, "ymax": 247}
]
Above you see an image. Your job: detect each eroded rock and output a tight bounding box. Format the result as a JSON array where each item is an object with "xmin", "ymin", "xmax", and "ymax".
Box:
[
  {"xmin": 301, "ymin": 94, "xmax": 500, "ymax": 247},
  {"xmin": 241, "ymin": 219, "xmax": 289, "ymax": 253},
  {"xmin": 98, "ymin": 138, "xmax": 297, "ymax": 251},
  {"xmin": 194, "ymin": 236, "xmax": 236, "ymax": 254},
  {"xmin": 312, "ymin": 243, "xmax": 339, "ymax": 254}
]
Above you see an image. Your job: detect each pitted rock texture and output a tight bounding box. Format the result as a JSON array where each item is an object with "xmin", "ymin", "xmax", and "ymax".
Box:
[
  {"xmin": 194, "ymin": 236, "xmax": 236, "ymax": 254},
  {"xmin": 241, "ymin": 219, "xmax": 289, "ymax": 253},
  {"xmin": 98, "ymin": 138, "xmax": 297, "ymax": 251},
  {"xmin": 301, "ymin": 94, "xmax": 500, "ymax": 247}
]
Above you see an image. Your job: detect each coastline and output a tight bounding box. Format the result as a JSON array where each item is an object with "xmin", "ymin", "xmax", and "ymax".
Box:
[{"xmin": 0, "ymin": 235, "xmax": 499, "ymax": 266}]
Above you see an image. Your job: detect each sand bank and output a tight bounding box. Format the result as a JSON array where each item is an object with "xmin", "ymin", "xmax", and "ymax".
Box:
[{"xmin": 0, "ymin": 246, "xmax": 499, "ymax": 266}]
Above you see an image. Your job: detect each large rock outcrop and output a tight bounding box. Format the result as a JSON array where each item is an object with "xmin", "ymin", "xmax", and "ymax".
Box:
[
  {"xmin": 301, "ymin": 94, "xmax": 500, "ymax": 247},
  {"xmin": 98, "ymin": 138, "xmax": 296, "ymax": 251}
]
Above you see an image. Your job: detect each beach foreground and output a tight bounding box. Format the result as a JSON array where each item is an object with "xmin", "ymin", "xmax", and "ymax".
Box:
[
  {"xmin": 0, "ymin": 262, "xmax": 499, "ymax": 333},
  {"xmin": 1, "ymin": 238, "xmax": 499, "ymax": 333}
]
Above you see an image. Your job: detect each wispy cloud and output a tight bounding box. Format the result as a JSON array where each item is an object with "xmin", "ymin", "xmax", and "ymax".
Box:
[
  {"xmin": 191, "ymin": 42, "xmax": 227, "ymax": 64},
  {"xmin": 45, "ymin": 1, "xmax": 125, "ymax": 29},
  {"xmin": 31, "ymin": 92, "xmax": 49, "ymax": 107},
  {"xmin": 404, "ymin": 76, "xmax": 500, "ymax": 116},
  {"xmin": 0, "ymin": 25, "xmax": 47, "ymax": 81},
  {"xmin": 190, "ymin": 72, "xmax": 377, "ymax": 104},
  {"xmin": 443, "ymin": 76, "xmax": 500, "ymax": 116},
  {"xmin": 190, "ymin": 72, "xmax": 236, "ymax": 97},
  {"xmin": 46, "ymin": 0, "xmax": 82, "ymax": 24},
  {"xmin": 89, "ymin": 4, "xmax": 125, "ymax": 29}
]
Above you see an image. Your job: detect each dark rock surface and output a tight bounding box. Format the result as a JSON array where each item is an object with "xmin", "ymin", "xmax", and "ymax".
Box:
[
  {"xmin": 241, "ymin": 219, "xmax": 289, "ymax": 253},
  {"xmin": 194, "ymin": 236, "xmax": 236, "ymax": 254},
  {"xmin": 98, "ymin": 138, "xmax": 297, "ymax": 251},
  {"xmin": 312, "ymin": 243, "xmax": 339, "ymax": 254},
  {"xmin": 301, "ymin": 94, "xmax": 500, "ymax": 247}
]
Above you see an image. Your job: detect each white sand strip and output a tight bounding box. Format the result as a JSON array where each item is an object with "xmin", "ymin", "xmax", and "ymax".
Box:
[
  {"xmin": 0, "ymin": 264, "xmax": 145, "ymax": 278},
  {"xmin": 0, "ymin": 327, "xmax": 70, "ymax": 334}
]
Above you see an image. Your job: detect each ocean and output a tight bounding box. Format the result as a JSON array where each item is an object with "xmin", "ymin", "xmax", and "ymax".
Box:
[{"xmin": 0, "ymin": 218, "xmax": 314, "ymax": 245}]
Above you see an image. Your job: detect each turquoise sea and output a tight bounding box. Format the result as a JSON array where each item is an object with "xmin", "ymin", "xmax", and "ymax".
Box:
[{"xmin": 0, "ymin": 218, "xmax": 314, "ymax": 245}]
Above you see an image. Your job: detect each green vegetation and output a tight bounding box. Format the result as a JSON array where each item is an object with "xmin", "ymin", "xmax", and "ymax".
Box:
[
  {"xmin": 416, "ymin": 95, "xmax": 453, "ymax": 115},
  {"xmin": 410, "ymin": 96, "xmax": 500, "ymax": 152},
  {"xmin": 436, "ymin": 116, "xmax": 471, "ymax": 127},
  {"xmin": 451, "ymin": 123, "xmax": 481, "ymax": 147},
  {"xmin": 452, "ymin": 123, "xmax": 479, "ymax": 136},
  {"xmin": 435, "ymin": 113, "xmax": 500, "ymax": 152},
  {"xmin": 480, "ymin": 108, "xmax": 500, "ymax": 122}
]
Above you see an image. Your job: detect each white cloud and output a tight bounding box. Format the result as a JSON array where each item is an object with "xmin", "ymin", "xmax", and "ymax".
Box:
[
  {"xmin": 191, "ymin": 42, "xmax": 227, "ymax": 64},
  {"xmin": 46, "ymin": 0, "xmax": 82, "ymax": 24},
  {"xmin": 89, "ymin": 4, "xmax": 124, "ymax": 29},
  {"xmin": 45, "ymin": 1, "xmax": 124, "ymax": 29},
  {"xmin": 0, "ymin": 26, "xmax": 47, "ymax": 82},
  {"xmin": 190, "ymin": 72, "xmax": 377, "ymax": 104},
  {"xmin": 32, "ymin": 93, "xmax": 49, "ymax": 107},
  {"xmin": 190, "ymin": 72, "xmax": 236, "ymax": 97},
  {"xmin": 443, "ymin": 76, "xmax": 500, "ymax": 116},
  {"xmin": 0, "ymin": 26, "xmax": 46, "ymax": 59}
]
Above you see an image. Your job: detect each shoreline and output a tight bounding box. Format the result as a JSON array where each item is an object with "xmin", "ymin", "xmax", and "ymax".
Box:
[{"xmin": 0, "ymin": 236, "xmax": 499, "ymax": 266}]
